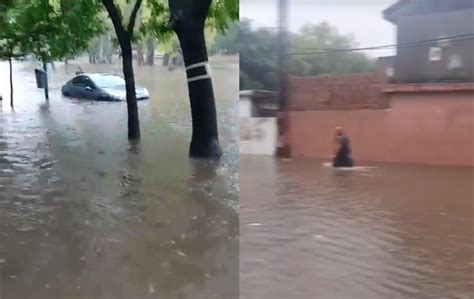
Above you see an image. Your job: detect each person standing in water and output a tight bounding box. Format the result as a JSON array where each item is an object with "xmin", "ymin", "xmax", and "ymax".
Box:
[{"xmin": 332, "ymin": 127, "xmax": 354, "ymax": 167}]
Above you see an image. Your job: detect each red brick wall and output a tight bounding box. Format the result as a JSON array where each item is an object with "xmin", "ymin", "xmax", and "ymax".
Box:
[
  {"xmin": 289, "ymin": 72, "xmax": 389, "ymax": 111},
  {"xmin": 287, "ymin": 92, "xmax": 474, "ymax": 166}
]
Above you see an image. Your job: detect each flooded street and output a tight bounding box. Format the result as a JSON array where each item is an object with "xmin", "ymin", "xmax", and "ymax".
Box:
[
  {"xmin": 240, "ymin": 156, "xmax": 474, "ymax": 299},
  {"xmin": 0, "ymin": 57, "xmax": 238, "ymax": 299}
]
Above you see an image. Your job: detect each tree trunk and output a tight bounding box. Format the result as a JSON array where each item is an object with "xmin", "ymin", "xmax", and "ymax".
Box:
[
  {"xmin": 146, "ymin": 37, "xmax": 155, "ymax": 65},
  {"xmin": 163, "ymin": 53, "xmax": 169, "ymax": 66},
  {"xmin": 172, "ymin": 16, "xmax": 222, "ymax": 158},
  {"xmin": 136, "ymin": 43, "xmax": 144, "ymax": 66},
  {"xmin": 9, "ymin": 58, "xmax": 13, "ymax": 107},
  {"xmin": 106, "ymin": 34, "xmax": 113, "ymax": 63},
  {"xmin": 121, "ymin": 39, "xmax": 141, "ymax": 140},
  {"xmin": 99, "ymin": 36, "xmax": 104, "ymax": 62},
  {"xmin": 43, "ymin": 62, "xmax": 49, "ymax": 100},
  {"xmin": 101, "ymin": 0, "xmax": 142, "ymax": 140}
]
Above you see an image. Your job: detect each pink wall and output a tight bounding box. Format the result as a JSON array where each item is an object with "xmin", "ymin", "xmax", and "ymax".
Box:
[
  {"xmin": 289, "ymin": 73, "xmax": 389, "ymax": 111},
  {"xmin": 287, "ymin": 93, "xmax": 474, "ymax": 166}
]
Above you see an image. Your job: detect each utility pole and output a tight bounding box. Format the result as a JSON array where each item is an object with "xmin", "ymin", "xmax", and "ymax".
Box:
[{"xmin": 276, "ymin": 0, "xmax": 290, "ymax": 157}]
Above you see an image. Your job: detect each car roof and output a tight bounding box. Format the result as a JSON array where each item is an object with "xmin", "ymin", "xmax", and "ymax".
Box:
[{"xmin": 75, "ymin": 73, "xmax": 123, "ymax": 80}]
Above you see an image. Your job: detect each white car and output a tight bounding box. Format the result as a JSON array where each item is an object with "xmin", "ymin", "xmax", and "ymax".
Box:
[{"xmin": 61, "ymin": 73, "xmax": 149, "ymax": 102}]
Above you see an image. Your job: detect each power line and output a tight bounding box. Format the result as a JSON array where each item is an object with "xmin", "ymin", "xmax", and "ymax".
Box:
[
  {"xmin": 289, "ymin": 33, "xmax": 474, "ymax": 50},
  {"xmin": 284, "ymin": 33, "xmax": 474, "ymax": 56}
]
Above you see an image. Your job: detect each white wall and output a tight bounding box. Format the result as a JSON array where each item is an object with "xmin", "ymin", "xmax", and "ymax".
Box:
[
  {"xmin": 239, "ymin": 117, "xmax": 277, "ymax": 155},
  {"xmin": 239, "ymin": 97, "xmax": 253, "ymax": 118}
]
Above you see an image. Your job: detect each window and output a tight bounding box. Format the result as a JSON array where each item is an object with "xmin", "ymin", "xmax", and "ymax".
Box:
[
  {"xmin": 429, "ymin": 47, "xmax": 442, "ymax": 61},
  {"xmin": 72, "ymin": 76, "xmax": 88, "ymax": 87},
  {"xmin": 447, "ymin": 54, "xmax": 462, "ymax": 70},
  {"xmin": 92, "ymin": 75, "xmax": 125, "ymax": 88},
  {"xmin": 83, "ymin": 78, "xmax": 95, "ymax": 89},
  {"xmin": 72, "ymin": 76, "xmax": 95, "ymax": 89}
]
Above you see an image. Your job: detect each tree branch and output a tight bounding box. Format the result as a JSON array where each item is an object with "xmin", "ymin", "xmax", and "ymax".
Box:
[
  {"xmin": 127, "ymin": 0, "xmax": 143, "ymax": 34},
  {"xmin": 101, "ymin": 0, "xmax": 126, "ymax": 39}
]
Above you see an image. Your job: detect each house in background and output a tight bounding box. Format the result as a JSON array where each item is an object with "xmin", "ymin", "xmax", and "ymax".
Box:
[
  {"xmin": 383, "ymin": 0, "xmax": 474, "ymax": 83},
  {"xmin": 239, "ymin": 90, "xmax": 278, "ymax": 118},
  {"xmin": 376, "ymin": 56, "xmax": 395, "ymax": 82},
  {"xmin": 239, "ymin": 90, "xmax": 278, "ymax": 156}
]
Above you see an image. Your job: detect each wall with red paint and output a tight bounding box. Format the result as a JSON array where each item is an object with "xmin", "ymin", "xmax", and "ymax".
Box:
[
  {"xmin": 289, "ymin": 73, "xmax": 389, "ymax": 111},
  {"xmin": 287, "ymin": 92, "xmax": 474, "ymax": 166}
]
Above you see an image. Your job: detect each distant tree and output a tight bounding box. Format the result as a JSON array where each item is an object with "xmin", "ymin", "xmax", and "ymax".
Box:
[
  {"xmin": 157, "ymin": 26, "xmax": 217, "ymax": 70},
  {"xmin": 290, "ymin": 22, "xmax": 375, "ymax": 76},
  {"xmin": 10, "ymin": 0, "xmax": 104, "ymax": 100},
  {"xmin": 210, "ymin": 20, "xmax": 238, "ymax": 55},
  {"xmin": 0, "ymin": 0, "xmax": 23, "ymax": 107},
  {"xmin": 239, "ymin": 19, "xmax": 279, "ymax": 91},
  {"xmin": 145, "ymin": 35, "xmax": 155, "ymax": 65},
  {"xmin": 0, "ymin": 0, "xmax": 14, "ymax": 15},
  {"xmin": 239, "ymin": 19, "xmax": 375, "ymax": 91},
  {"xmin": 15, "ymin": 0, "xmax": 104, "ymax": 62}
]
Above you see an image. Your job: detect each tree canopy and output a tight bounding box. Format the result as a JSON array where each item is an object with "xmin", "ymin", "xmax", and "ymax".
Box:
[
  {"xmin": 0, "ymin": 0, "xmax": 105, "ymax": 62},
  {"xmin": 142, "ymin": 0, "xmax": 238, "ymax": 46},
  {"xmin": 240, "ymin": 18, "xmax": 375, "ymax": 91},
  {"xmin": 1, "ymin": 0, "xmax": 238, "ymax": 63}
]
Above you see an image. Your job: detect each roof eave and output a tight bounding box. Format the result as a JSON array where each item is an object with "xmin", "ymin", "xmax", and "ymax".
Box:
[{"xmin": 382, "ymin": 0, "xmax": 410, "ymax": 24}]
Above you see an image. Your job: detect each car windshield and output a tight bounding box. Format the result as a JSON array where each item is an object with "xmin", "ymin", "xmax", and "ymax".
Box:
[{"xmin": 93, "ymin": 75, "xmax": 125, "ymax": 88}]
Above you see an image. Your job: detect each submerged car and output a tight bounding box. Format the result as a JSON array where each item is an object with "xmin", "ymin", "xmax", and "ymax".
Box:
[{"xmin": 61, "ymin": 73, "xmax": 149, "ymax": 101}]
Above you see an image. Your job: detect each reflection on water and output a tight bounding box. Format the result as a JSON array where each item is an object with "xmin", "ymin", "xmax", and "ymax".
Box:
[
  {"xmin": 0, "ymin": 58, "xmax": 238, "ymax": 299},
  {"xmin": 240, "ymin": 156, "xmax": 474, "ymax": 299}
]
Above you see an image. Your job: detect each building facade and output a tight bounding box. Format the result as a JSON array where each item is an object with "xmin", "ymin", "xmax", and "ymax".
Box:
[
  {"xmin": 283, "ymin": 0, "xmax": 474, "ymax": 166},
  {"xmin": 239, "ymin": 90, "xmax": 278, "ymax": 156},
  {"xmin": 239, "ymin": 90, "xmax": 278, "ymax": 118},
  {"xmin": 383, "ymin": 0, "xmax": 474, "ymax": 83}
]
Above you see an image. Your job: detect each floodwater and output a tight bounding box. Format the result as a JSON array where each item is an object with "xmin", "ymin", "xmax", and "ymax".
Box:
[
  {"xmin": 240, "ymin": 156, "xmax": 474, "ymax": 299},
  {"xmin": 0, "ymin": 57, "xmax": 238, "ymax": 299}
]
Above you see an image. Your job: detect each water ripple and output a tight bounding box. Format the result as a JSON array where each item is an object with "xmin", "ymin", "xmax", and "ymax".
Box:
[{"xmin": 241, "ymin": 156, "xmax": 474, "ymax": 299}]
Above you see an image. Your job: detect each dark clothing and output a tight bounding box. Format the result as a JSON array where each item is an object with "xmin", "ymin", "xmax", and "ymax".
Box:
[{"xmin": 332, "ymin": 136, "xmax": 354, "ymax": 167}]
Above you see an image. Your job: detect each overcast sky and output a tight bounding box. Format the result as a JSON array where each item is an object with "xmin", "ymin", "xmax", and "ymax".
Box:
[{"xmin": 240, "ymin": 0, "xmax": 398, "ymax": 57}]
